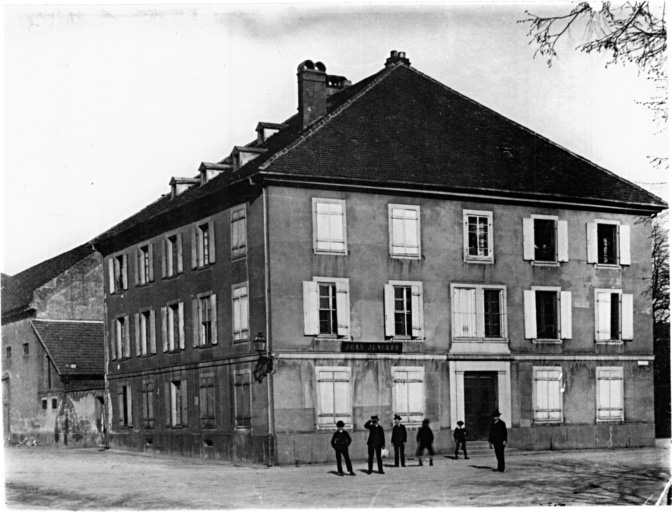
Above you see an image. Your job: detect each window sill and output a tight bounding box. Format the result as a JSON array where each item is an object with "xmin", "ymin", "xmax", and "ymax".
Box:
[
  {"xmin": 231, "ymin": 254, "xmax": 247, "ymax": 262},
  {"xmin": 464, "ymin": 257, "xmax": 494, "ymax": 264},
  {"xmin": 389, "ymin": 336, "xmax": 424, "ymax": 342},
  {"xmin": 313, "ymin": 250, "xmax": 348, "ymax": 256},
  {"xmin": 196, "ymin": 263, "xmax": 214, "ymax": 271},
  {"xmin": 136, "ymin": 282, "xmax": 153, "ymax": 288},
  {"xmin": 595, "ymin": 340, "xmax": 624, "ymax": 345},
  {"xmin": 532, "ymin": 339, "xmax": 562, "ymax": 344},
  {"xmin": 530, "ymin": 260, "xmax": 560, "ymax": 267},
  {"xmin": 533, "ymin": 420, "xmax": 563, "ymax": 425},
  {"xmin": 235, "ymin": 425, "xmax": 252, "ymax": 431},
  {"xmin": 314, "ymin": 335, "xmax": 349, "ymax": 341},
  {"xmin": 196, "ymin": 344, "xmax": 216, "ymax": 349},
  {"xmin": 233, "ymin": 338, "xmax": 249, "ymax": 344},
  {"xmin": 594, "ymin": 263, "xmax": 622, "ymax": 269},
  {"xmin": 453, "ymin": 337, "xmax": 508, "ymax": 343},
  {"xmin": 316, "ymin": 423, "xmax": 353, "ymax": 430},
  {"xmin": 390, "ymin": 254, "xmax": 422, "ymax": 260},
  {"xmin": 111, "ymin": 290, "xmax": 128, "ymax": 296},
  {"xmin": 596, "ymin": 418, "xmax": 624, "ymax": 423}
]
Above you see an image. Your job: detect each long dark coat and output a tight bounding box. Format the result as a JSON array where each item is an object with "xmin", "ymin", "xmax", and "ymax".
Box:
[
  {"xmin": 331, "ymin": 430, "xmax": 352, "ymax": 450},
  {"xmin": 364, "ymin": 420, "xmax": 385, "ymax": 447},
  {"xmin": 391, "ymin": 424, "xmax": 407, "ymax": 446},
  {"xmin": 488, "ymin": 419, "xmax": 508, "ymax": 445}
]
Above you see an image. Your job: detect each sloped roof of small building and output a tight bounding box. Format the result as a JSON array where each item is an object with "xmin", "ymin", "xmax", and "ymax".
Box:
[
  {"xmin": 94, "ymin": 58, "xmax": 666, "ymax": 247},
  {"xmin": 31, "ymin": 320, "xmax": 104, "ymax": 376},
  {"xmin": 1, "ymin": 243, "xmax": 96, "ymax": 318}
]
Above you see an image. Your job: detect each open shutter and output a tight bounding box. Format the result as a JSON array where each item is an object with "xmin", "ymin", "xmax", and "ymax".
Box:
[
  {"xmin": 523, "ymin": 290, "xmax": 537, "ymax": 339},
  {"xmin": 523, "ymin": 218, "xmax": 535, "ymax": 261},
  {"xmin": 133, "ymin": 250, "xmax": 139, "ymax": 286},
  {"xmin": 208, "ymin": 220, "xmax": 216, "ymax": 264},
  {"xmin": 149, "ymin": 310, "xmax": 157, "ymax": 354},
  {"xmin": 384, "ymin": 284, "xmax": 395, "ymax": 337},
  {"xmin": 180, "ymin": 380, "xmax": 188, "ymax": 427},
  {"xmin": 557, "ymin": 220, "xmax": 569, "ymax": 262},
  {"xmin": 475, "ymin": 288, "xmax": 485, "ymax": 338},
  {"xmin": 595, "ymin": 292, "xmax": 611, "ymax": 341},
  {"xmin": 161, "ymin": 307, "xmax": 168, "ymax": 352},
  {"xmin": 134, "ymin": 313, "xmax": 141, "ymax": 357},
  {"xmin": 411, "ymin": 285, "xmax": 423, "ymax": 338},
  {"xmin": 303, "ymin": 281, "xmax": 319, "ymax": 335},
  {"xmin": 192, "ymin": 299, "xmax": 200, "ymax": 348},
  {"xmin": 122, "ymin": 253, "xmax": 128, "ymax": 290},
  {"xmin": 117, "ymin": 389, "xmax": 124, "ymax": 428},
  {"xmin": 178, "ymin": 303, "xmax": 185, "ymax": 350},
  {"xmin": 560, "ymin": 291, "xmax": 572, "ymax": 339},
  {"xmin": 110, "ymin": 320, "xmax": 117, "ymax": 360},
  {"xmin": 176, "ymin": 233, "xmax": 184, "ymax": 274},
  {"xmin": 164, "ymin": 382, "xmax": 171, "ymax": 427},
  {"xmin": 148, "ymin": 243, "xmax": 154, "ymax": 281},
  {"xmin": 336, "ymin": 281, "xmax": 350, "ymax": 337},
  {"xmin": 161, "ymin": 238, "xmax": 167, "ymax": 278},
  {"xmin": 586, "ymin": 223, "xmax": 598, "ymax": 264},
  {"xmin": 621, "ymin": 294, "xmax": 634, "ymax": 341},
  {"xmin": 191, "ymin": 228, "xmax": 198, "ymax": 269},
  {"xmin": 108, "ymin": 259, "xmax": 115, "ymax": 294},
  {"xmin": 124, "ymin": 316, "xmax": 131, "ymax": 358},
  {"xmin": 619, "ymin": 225, "xmax": 631, "ymax": 266},
  {"xmin": 487, "ymin": 215, "xmax": 494, "ymax": 260},
  {"xmin": 211, "ymin": 294, "xmax": 218, "ymax": 345}
]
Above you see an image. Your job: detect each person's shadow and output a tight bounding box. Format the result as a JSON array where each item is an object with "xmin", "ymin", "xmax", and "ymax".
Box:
[{"xmin": 469, "ymin": 465, "xmax": 496, "ymax": 471}]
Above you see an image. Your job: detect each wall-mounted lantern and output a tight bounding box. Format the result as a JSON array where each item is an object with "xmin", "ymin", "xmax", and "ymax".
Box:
[{"xmin": 253, "ymin": 332, "xmax": 274, "ymax": 383}]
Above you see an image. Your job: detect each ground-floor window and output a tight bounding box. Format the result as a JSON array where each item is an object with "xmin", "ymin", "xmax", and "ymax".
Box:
[
  {"xmin": 315, "ymin": 366, "xmax": 351, "ymax": 427},
  {"xmin": 392, "ymin": 367, "xmax": 424, "ymax": 425},
  {"xmin": 142, "ymin": 379, "xmax": 154, "ymax": 429},
  {"xmin": 165, "ymin": 379, "xmax": 187, "ymax": 427},
  {"xmin": 118, "ymin": 384, "xmax": 132, "ymax": 427},
  {"xmin": 199, "ymin": 374, "xmax": 216, "ymax": 429},
  {"xmin": 533, "ymin": 367, "xmax": 563, "ymax": 423},
  {"xmin": 596, "ymin": 367, "xmax": 624, "ymax": 421},
  {"xmin": 234, "ymin": 370, "xmax": 251, "ymax": 428}
]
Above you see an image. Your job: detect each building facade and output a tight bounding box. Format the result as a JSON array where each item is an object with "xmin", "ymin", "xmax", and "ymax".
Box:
[
  {"xmin": 95, "ymin": 52, "xmax": 666, "ymax": 464},
  {"xmin": 2, "ymin": 245, "xmax": 105, "ymax": 446}
]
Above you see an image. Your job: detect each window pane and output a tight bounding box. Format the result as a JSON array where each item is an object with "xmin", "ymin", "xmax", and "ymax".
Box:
[
  {"xmin": 597, "ymin": 224, "xmax": 617, "ymax": 264},
  {"xmin": 454, "ymin": 288, "xmax": 477, "ymax": 337},
  {"xmin": 484, "ymin": 289, "xmax": 501, "ymax": 338},
  {"xmin": 534, "ymin": 219, "xmax": 556, "ymax": 261},
  {"xmin": 610, "ymin": 293, "xmax": 620, "ymax": 340},
  {"xmin": 536, "ymin": 291, "xmax": 557, "ymax": 338}
]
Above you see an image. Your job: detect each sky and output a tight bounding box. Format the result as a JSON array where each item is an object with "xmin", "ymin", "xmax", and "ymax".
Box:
[{"xmin": 3, "ymin": 1, "xmax": 668, "ymax": 276}]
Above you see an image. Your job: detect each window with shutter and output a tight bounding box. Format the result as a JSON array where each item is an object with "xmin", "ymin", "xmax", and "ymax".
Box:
[
  {"xmin": 199, "ymin": 374, "xmax": 215, "ymax": 429},
  {"xmin": 313, "ymin": 198, "xmax": 347, "ymax": 254},
  {"xmin": 463, "ymin": 210, "xmax": 493, "ymax": 262},
  {"xmin": 386, "ymin": 281, "xmax": 424, "ymax": 340},
  {"xmin": 138, "ymin": 244, "xmax": 151, "ymax": 285},
  {"xmin": 588, "ymin": 220, "xmax": 631, "ymax": 266},
  {"xmin": 451, "ymin": 285, "xmax": 506, "ymax": 340},
  {"xmin": 142, "ymin": 379, "xmax": 154, "ymax": 429},
  {"xmin": 392, "ymin": 367, "xmax": 425, "ymax": 425},
  {"xmin": 594, "ymin": 289, "xmax": 632, "ymax": 342},
  {"xmin": 232, "ymin": 284, "xmax": 249, "ymax": 342},
  {"xmin": 523, "ymin": 215, "xmax": 568, "ymax": 264},
  {"xmin": 389, "ymin": 204, "xmax": 421, "ymax": 258},
  {"xmin": 316, "ymin": 367, "xmax": 352, "ymax": 427},
  {"xmin": 533, "ymin": 367, "xmax": 563, "ymax": 423},
  {"xmin": 231, "ymin": 206, "xmax": 247, "ymax": 259},
  {"xmin": 234, "ymin": 371, "xmax": 252, "ymax": 428},
  {"xmin": 596, "ymin": 367, "xmax": 624, "ymax": 421}
]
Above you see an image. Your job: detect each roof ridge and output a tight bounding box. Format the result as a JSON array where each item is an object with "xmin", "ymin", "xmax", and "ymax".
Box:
[
  {"xmin": 32, "ymin": 319, "xmax": 103, "ymax": 324},
  {"xmin": 259, "ymin": 63, "xmax": 402, "ymax": 171},
  {"xmin": 405, "ymin": 65, "xmax": 667, "ymax": 208}
]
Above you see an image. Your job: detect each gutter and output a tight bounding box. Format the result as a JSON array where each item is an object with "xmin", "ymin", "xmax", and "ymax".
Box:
[{"xmin": 262, "ymin": 186, "xmax": 276, "ymax": 466}]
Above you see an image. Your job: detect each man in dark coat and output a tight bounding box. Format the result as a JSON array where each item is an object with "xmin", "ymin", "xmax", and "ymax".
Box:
[
  {"xmin": 364, "ymin": 415, "xmax": 385, "ymax": 474},
  {"xmin": 416, "ymin": 418, "xmax": 434, "ymax": 466},
  {"xmin": 391, "ymin": 414, "xmax": 407, "ymax": 468},
  {"xmin": 331, "ymin": 420, "xmax": 355, "ymax": 476},
  {"xmin": 488, "ymin": 410, "xmax": 508, "ymax": 472},
  {"xmin": 453, "ymin": 420, "xmax": 469, "ymax": 460}
]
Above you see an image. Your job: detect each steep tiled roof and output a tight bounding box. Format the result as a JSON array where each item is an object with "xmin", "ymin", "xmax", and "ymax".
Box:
[
  {"xmin": 2, "ymin": 243, "xmax": 96, "ymax": 317},
  {"xmin": 94, "ymin": 60, "xmax": 666, "ymax": 247},
  {"xmin": 31, "ymin": 320, "xmax": 104, "ymax": 376}
]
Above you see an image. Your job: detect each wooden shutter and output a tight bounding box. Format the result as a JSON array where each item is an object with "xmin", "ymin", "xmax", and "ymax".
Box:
[
  {"xmin": 117, "ymin": 389, "xmax": 124, "ymax": 428},
  {"xmin": 384, "ymin": 284, "xmax": 395, "ymax": 337},
  {"xmin": 619, "ymin": 225, "xmax": 631, "ymax": 266},
  {"xmin": 124, "ymin": 316, "xmax": 131, "ymax": 358},
  {"xmin": 557, "ymin": 220, "xmax": 569, "ymax": 262},
  {"xmin": 161, "ymin": 238, "xmax": 167, "ymax": 278},
  {"xmin": 176, "ymin": 233, "xmax": 184, "ymax": 274},
  {"xmin": 134, "ymin": 313, "xmax": 141, "ymax": 357},
  {"xmin": 208, "ymin": 220, "xmax": 216, "ymax": 264},
  {"xmin": 586, "ymin": 223, "xmax": 598, "ymax": 263},
  {"xmin": 336, "ymin": 281, "xmax": 350, "ymax": 337},
  {"xmin": 133, "ymin": 249, "xmax": 140, "ymax": 286},
  {"xmin": 108, "ymin": 259, "xmax": 115, "ymax": 294},
  {"xmin": 523, "ymin": 218, "xmax": 535, "ymax": 261},
  {"xmin": 621, "ymin": 293, "xmax": 634, "ymax": 341},
  {"xmin": 560, "ymin": 291, "xmax": 572, "ymax": 339},
  {"xmin": 453, "ymin": 287, "xmax": 477, "ymax": 338},
  {"xmin": 121, "ymin": 253, "xmax": 129, "ymax": 290},
  {"xmin": 165, "ymin": 381, "xmax": 171, "ymax": 426},
  {"xmin": 211, "ymin": 294, "xmax": 218, "ymax": 345},
  {"xmin": 192, "ymin": 299, "xmax": 200, "ymax": 347},
  {"xmin": 110, "ymin": 320, "xmax": 117, "ymax": 360},
  {"xmin": 178, "ymin": 302, "xmax": 185, "ymax": 350},
  {"xmin": 303, "ymin": 281, "xmax": 319, "ymax": 336},
  {"xmin": 161, "ymin": 307, "xmax": 168, "ymax": 352},
  {"xmin": 180, "ymin": 380, "xmax": 188, "ymax": 427},
  {"xmin": 411, "ymin": 285, "xmax": 423, "ymax": 339},
  {"xmin": 148, "ymin": 243, "xmax": 154, "ymax": 281},
  {"xmin": 523, "ymin": 290, "xmax": 537, "ymax": 339},
  {"xmin": 126, "ymin": 385, "xmax": 133, "ymax": 426},
  {"xmin": 595, "ymin": 292, "xmax": 612, "ymax": 341},
  {"xmin": 487, "ymin": 215, "xmax": 494, "ymax": 260},
  {"xmin": 191, "ymin": 228, "xmax": 198, "ymax": 269},
  {"xmin": 149, "ymin": 309, "xmax": 157, "ymax": 354}
]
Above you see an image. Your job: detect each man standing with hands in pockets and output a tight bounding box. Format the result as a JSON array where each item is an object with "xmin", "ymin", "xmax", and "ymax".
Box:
[
  {"xmin": 364, "ymin": 415, "xmax": 385, "ymax": 475},
  {"xmin": 488, "ymin": 410, "xmax": 508, "ymax": 472}
]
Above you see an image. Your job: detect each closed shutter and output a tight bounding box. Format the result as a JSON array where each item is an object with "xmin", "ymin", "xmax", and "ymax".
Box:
[
  {"xmin": 560, "ymin": 291, "xmax": 572, "ymax": 340},
  {"xmin": 161, "ymin": 307, "xmax": 168, "ymax": 352},
  {"xmin": 117, "ymin": 389, "xmax": 124, "ymax": 428},
  {"xmin": 557, "ymin": 220, "xmax": 569, "ymax": 262},
  {"xmin": 384, "ymin": 284, "xmax": 395, "ymax": 337},
  {"xmin": 453, "ymin": 288, "xmax": 477, "ymax": 338},
  {"xmin": 149, "ymin": 309, "xmax": 157, "ymax": 354},
  {"xmin": 135, "ymin": 313, "xmax": 141, "ymax": 357},
  {"xmin": 180, "ymin": 379, "xmax": 188, "ymax": 427},
  {"xmin": 595, "ymin": 292, "xmax": 612, "ymax": 341},
  {"xmin": 619, "ymin": 225, "xmax": 631, "ymax": 265},
  {"xmin": 211, "ymin": 295, "xmax": 218, "ymax": 345},
  {"xmin": 208, "ymin": 220, "xmax": 216, "ymax": 264},
  {"xmin": 108, "ymin": 259, "xmax": 115, "ymax": 294},
  {"xmin": 523, "ymin": 290, "xmax": 537, "ymax": 339},
  {"xmin": 336, "ymin": 281, "xmax": 350, "ymax": 337},
  {"xmin": 411, "ymin": 285, "xmax": 423, "ymax": 338},
  {"xmin": 621, "ymin": 294, "xmax": 634, "ymax": 341},
  {"xmin": 523, "ymin": 218, "xmax": 535, "ymax": 260},
  {"xmin": 178, "ymin": 303, "xmax": 185, "ymax": 350},
  {"xmin": 148, "ymin": 243, "xmax": 154, "ymax": 281},
  {"xmin": 110, "ymin": 320, "xmax": 117, "ymax": 360},
  {"xmin": 126, "ymin": 386, "xmax": 133, "ymax": 426},
  {"xmin": 586, "ymin": 223, "xmax": 598, "ymax": 263},
  {"xmin": 303, "ymin": 281, "xmax": 319, "ymax": 335},
  {"xmin": 165, "ymin": 381, "xmax": 171, "ymax": 426},
  {"xmin": 596, "ymin": 368, "xmax": 624, "ymax": 420},
  {"xmin": 192, "ymin": 299, "xmax": 200, "ymax": 347},
  {"xmin": 124, "ymin": 316, "xmax": 131, "ymax": 358},
  {"xmin": 407, "ymin": 371, "xmax": 425, "ymax": 423}
]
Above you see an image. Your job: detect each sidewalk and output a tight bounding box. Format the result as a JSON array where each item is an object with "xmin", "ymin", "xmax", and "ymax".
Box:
[{"xmin": 5, "ymin": 440, "xmax": 671, "ymax": 508}]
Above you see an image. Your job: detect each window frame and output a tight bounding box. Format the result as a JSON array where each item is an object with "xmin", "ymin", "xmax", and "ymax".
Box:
[
  {"xmin": 450, "ymin": 284, "xmax": 508, "ymax": 340},
  {"xmin": 388, "ymin": 204, "xmax": 422, "ymax": 259},
  {"xmin": 108, "ymin": 252, "xmax": 129, "ymax": 294},
  {"xmin": 117, "ymin": 383, "xmax": 133, "ymax": 428},
  {"xmin": 312, "ymin": 198, "xmax": 348, "ymax": 255},
  {"xmin": 523, "ymin": 215, "xmax": 569, "ymax": 265},
  {"xmin": 391, "ymin": 366, "xmax": 425, "ymax": 426},
  {"xmin": 587, "ymin": 219, "xmax": 631, "ymax": 267},
  {"xmin": 532, "ymin": 366, "xmax": 563, "ymax": 424},
  {"xmin": 232, "ymin": 283, "xmax": 250, "ymax": 343},
  {"xmin": 161, "ymin": 302, "xmax": 185, "ymax": 353},
  {"xmin": 384, "ymin": 280, "xmax": 424, "ymax": 340},
  {"xmin": 199, "ymin": 372, "xmax": 216, "ymax": 429},
  {"xmin": 193, "ymin": 292, "xmax": 218, "ymax": 347},
  {"xmin": 315, "ymin": 366, "xmax": 352, "ymax": 429},
  {"xmin": 136, "ymin": 242, "xmax": 154, "ymax": 286},
  {"xmin": 230, "ymin": 204, "xmax": 247, "ymax": 260},
  {"xmin": 166, "ymin": 379, "xmax": 187, "ymax": 428},
  {"xmin": 303, "ymin": 277, "xmax": 351, "ymax": 339},
  {"xmin": 142, "ymin": 378, "xmax": 155, "ymax": 429},
  {"xmin": 113, "ymin": 315, "xmax": 130, "ymax": 360},
  {"xmin": 594, "ymin": 289, "xmax": 634, "ymax": 344},
  {"xmin": 463, "ymin": 209, "xmax": 494, "ymax": 263},
  {"xmin": 163, "ymin": 231, "xmax": 183, "ymax": 278},
  {"xmin": 234, "ymin": 370, "xmax": 252, "ymax": 429},
  {"xmin": 524, "ymin": 286, "xmax": 572, "ymax": 343},
  {"xmin": 596, "ymin": 366, "xmax": 624, "ymax": 422},
  {"xmin": 192, "ymin": 219, "xmax": 216, "ymax": 269}
]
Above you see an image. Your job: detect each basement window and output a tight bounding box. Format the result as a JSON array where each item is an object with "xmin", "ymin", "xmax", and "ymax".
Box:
[
  {"xmin": 42, "ymin": 399, "xmax": 47, "ymax": 410},
  {"xmin": 52, "ymin": 398, "xmax": 58, "ymax": 410},
  {"xmin": 23, "ymin": 343, "xmax": 29, "ymax": 356}
]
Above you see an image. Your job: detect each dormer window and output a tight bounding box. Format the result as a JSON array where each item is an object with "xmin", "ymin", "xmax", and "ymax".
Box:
[
  {"xmin": 231, "ymin": 146, "xmax": 267, "ymax": 172},
  {"xmin": 170, "ymin": 177, "xmax": 199, "ymax": 199},
  {"xmin": 199, "ymin": 162, "xmax": 231, "ymax": 185},
  {"xmin": 255, "ymin": 122, "xmax": 288, "ymax": 144}
]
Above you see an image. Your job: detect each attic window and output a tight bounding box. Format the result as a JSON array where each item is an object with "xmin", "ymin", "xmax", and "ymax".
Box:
[
  {"xmin": 256, "ymin": 122, "xmax": 288, "ymax": 144},
  {"xmin": 231, "ymin": 147, "xmax": 267, "ymax": 172},
  {"xmin": 170, "ymin": 177, "xmax": 199, "ymax": 198}
]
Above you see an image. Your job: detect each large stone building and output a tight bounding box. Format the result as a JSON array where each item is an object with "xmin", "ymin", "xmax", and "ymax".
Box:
[
  {"xmin": 2, "ymin": 244, "xmax": 105, "ymax": 445},
  {"xmin": 94, "ymin": 51, "xmax": 667, "ymax": 465}
]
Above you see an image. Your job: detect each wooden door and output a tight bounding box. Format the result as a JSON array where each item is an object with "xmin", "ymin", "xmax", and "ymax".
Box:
[{"xmin": 464, "ymin": 372, "xmax": 498, "ymax": 440}]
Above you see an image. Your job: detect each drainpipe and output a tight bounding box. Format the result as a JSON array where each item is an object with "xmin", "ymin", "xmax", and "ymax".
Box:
[{"xmin": 262, "ymin": 186, "xmax": 276, "ymax": 466}]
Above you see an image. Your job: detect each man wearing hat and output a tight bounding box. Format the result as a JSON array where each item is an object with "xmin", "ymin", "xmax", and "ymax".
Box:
[
  {"xmin": 453, "ymin": 420, "xmax": 469, "ymax": 460},
  {"xmin": 330, "ymin": 420, "xmax": 355, "ymax": 476},
  {"xmin": 364, "ymin": 415, "xmax": 386, "ymax": 474},
  {"xmin": 488, "ymin": 410, "xmax": 508, "ymax": 472},
  {"xmin": 391, "ymin": 414, "xmax": 407, "ymax": 468}
]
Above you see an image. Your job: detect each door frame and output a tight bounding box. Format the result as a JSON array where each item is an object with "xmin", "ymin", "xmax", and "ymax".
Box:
[{"xmin": 449, "ymin": 360, "xmax": 511, "ymax": 427}]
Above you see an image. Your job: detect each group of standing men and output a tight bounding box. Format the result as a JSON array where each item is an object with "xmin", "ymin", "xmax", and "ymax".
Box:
[{"xmin": 330, "ymin": 410, "xmax": 508, "ymax": 476}]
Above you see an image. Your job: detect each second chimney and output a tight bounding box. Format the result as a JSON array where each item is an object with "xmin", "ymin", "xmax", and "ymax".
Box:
[{"xmin": 297, "ymin": 60, "xmax": 328, "ymax": 129}]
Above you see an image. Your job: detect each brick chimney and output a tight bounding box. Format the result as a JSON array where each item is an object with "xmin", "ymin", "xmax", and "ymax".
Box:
[
  {"xmin": 297, "ymin": 60, "xmax": 350, "ymax": 129},
  {"xmin": 385, "ymin": 50, "xmax": 410, "ymax": 67}
]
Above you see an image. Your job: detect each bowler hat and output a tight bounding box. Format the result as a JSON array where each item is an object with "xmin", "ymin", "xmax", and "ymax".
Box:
[
  {"xmin": 492, "ymin": 410, "xmax": 501, "ymax": 417},
  {"xmin": 336, "ymin": 420, "xmax": 345, "ymax": 427},
  {"xmin": 457, "ymin": 421, "xmax": 464, "ymax": 426},
  {"xmin": 394, "ymin": 414, "xmax": 402, "ymax": 421},
  {"xmin": 371, "ymin": 415, "xmax": 379, "ymax": 421}
]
